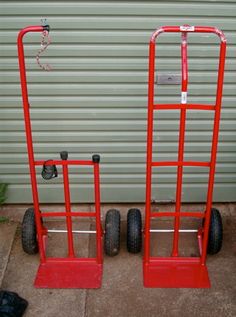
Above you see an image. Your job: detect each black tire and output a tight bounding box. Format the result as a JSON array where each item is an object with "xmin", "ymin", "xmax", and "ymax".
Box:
[
  {"xmin": 127, "ymin": 208, "xmax": 142, "ymax": 253},
  {"xmin": 207, "ymin": 208, "xmax": 223, "ymax": 255},
  {"xmin": 104, "ymin": 209, "xmax": 120, "ymax": 256},
  {"xmin": 21, "ymin": 208, "xmax": 39, "ymax": 254}
]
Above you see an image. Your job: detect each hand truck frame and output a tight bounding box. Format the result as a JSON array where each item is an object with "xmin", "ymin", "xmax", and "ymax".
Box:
[
  {"xmin": 127, "ymin": 25, "xmax": 226, "ymax": 288},
  {"xmin": 17, "ymin": 24, "xmax": 121, "ymax": 289},
  {"xmin": 144, "ymin": 25, "xmax": 226, "ymax": 288}
]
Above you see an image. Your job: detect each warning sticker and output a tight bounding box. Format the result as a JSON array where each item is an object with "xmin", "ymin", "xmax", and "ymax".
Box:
[
  {"xmin": 180, "ymin": 25, "xmax": 195, "ymax": 32},
  {"xmin": 181, "ymin": 92, "xmax": 187, "ymax": 104}
]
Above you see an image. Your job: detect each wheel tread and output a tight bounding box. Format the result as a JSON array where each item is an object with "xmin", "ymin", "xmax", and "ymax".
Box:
[
  {"xmin": 207, "ymin": 208, "xmax": 223, "ymax": 255},
  {"xmin": 104, "ymin": 209, "xmax": 120, "ymax": 256},
  {"xmin": 21, "ymin": 208, "xmax": 39, "ymax": 255},
  {"xmin": 127, "ymin": 208, "xmax": 142, "ymax": 253}
]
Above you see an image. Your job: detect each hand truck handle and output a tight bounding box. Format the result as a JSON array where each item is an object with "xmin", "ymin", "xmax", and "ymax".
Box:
[
  {"xmin": 17, "ymin": 25, "xmax": 51, "ymax": 110},
  {"xmin": 18, "ymin": 25, "xmax": 50, "ymax": 41},
  {"xmin": 151, "ymin": 25, "xmax": 226, "ymax": 43}
]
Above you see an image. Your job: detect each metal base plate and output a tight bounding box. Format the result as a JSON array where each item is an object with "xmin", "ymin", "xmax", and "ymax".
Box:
[
  {"xmin": 144, "ymin": 257, "xmax": 210, "ymax": 288},
  {"xmin": 34, "ymin": 258, "xmax": 102, "ymax": 289}
]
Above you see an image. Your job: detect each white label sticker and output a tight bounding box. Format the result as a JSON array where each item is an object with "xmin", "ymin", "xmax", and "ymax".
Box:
[
  {"xmin": 180, "ymin": 25, "xmax": 195, "ymax": 32},
  {"xmin": 181, "ymin": 92, "xmax": 187, "ymax": 104}
]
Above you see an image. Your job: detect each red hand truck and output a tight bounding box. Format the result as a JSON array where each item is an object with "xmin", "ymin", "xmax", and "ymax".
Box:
[
  {"xmin": 17, "ymin": 24, "xmax": 121, "ymax": 289},
  {"xmin": 127, "ymin": 25, "xmax": 226, "ymax": 288}
]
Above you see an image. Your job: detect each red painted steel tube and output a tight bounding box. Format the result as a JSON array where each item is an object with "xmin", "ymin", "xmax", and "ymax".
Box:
[
  {"xmin": 17, "ymin": 26, "xmax": 46, "ymax": 263},
  {"xmin": 172, "ymin": 108, "xmax": 186, "ymax": 257},
  {"xmin": 62, "ymin": 164, "xmax": 75, "ymax": 258},
  {"xmin": 41, "ymin": 212, "xmax": 96, "ymax": 218},
  {"xmin": 151, "ymin": 26, "xmax": 226, "ymax": 43},
  {"xmin": 151, "ymin": 212, "xmax": 204, "ymax": 218},
  {"xmin": 152, "ymin": 161, "xmax": 210, "ymax": 167},
  {"xmin": 181, "ymin": 32, "xmax": 188, "ymax": 101},
  {"xmin": 94, "ymin": 162, "xmax": 103, "ymax": 264},
  {"xmin": 153, "ymin": 104, "xmax": 215, "ymax": 111},
  {"xmin": 45, "ymin": 257, "xmax": 98, "ymax": 263},
  {"xmin": 34, "ymin": 160, "xmax": 93, "ymax": 166},
  {"xmin": 198, "ymin": 229, "xmax": 203, "ymax": 256},
  {"xmin": 201, "ymin": 41, "xmax": 226, "ymax": 265},
  {"xmin": 144, "ymin": 40, "xmax": 156, "ymax": 263},
  {"xmin": 172, "ymin": 32, "xmax": 188, "ymax": 257}
]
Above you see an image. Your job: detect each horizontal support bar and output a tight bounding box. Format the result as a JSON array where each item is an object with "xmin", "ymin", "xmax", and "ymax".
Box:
[
  {"xmin": 148, "ymin": 256, "xmax": 201, "ymax": 263},
  {"xmin": 47, "ymin": 229, "xmax": 96, "ymax": 234},
  {"xmin": 35, "ymin": 160, "xmax": 94, "ymax": 166},
  {"xmin": 150, "ymin": 229, "xmax": 198, "ymax": 233},
  {"xmin": 152, "ymin": 161, "xmax": 210, "ymax": 167},
  {"xmin": 41, "ymin": 212, "xmax": 96, "ymax": 218},
  {"xmin": 153, "ymin": 104, "xmax": 215, "ymax": 111},
  {"xmin": 45, "ymin": 257, "xmax": 98, "ymax": 263},
  {"xmin": 151, "ymin": 212, "xmax": 204, "ymax": 218}
]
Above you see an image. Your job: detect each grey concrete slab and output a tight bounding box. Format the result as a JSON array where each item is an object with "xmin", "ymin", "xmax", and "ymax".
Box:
[
  {"xmin": 1, "ymin": 204, "xmax": 235, "ymax": 317},
  {"xmin": 86, "ymin": 218, "xmax": 236, "ymax": 317},
  {"xmin": 1, "ymin": 220, "xmax": 91, "ymax": 317},
  {"xmin": 0, "ymin": 222, "xmax": 17, "ymax": 287}
]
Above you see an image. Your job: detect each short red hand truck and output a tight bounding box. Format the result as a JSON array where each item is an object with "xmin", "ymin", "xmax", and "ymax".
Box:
[
  {"xmin": 17, "ymin": 24, "xmax": 121, "ymax": 289},
  {"xmin": 127, "ymin": 25, "xmax": 226, "ymax": 288}
]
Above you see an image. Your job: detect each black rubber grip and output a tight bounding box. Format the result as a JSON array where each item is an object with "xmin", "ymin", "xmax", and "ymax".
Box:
[
  {"xmin": 43, "ymin": 25, "xmax": 50, "ymax": 32},
  {"xmin": 92, "ymin": 154, "xmax": 100, "ymax": 163},
  {"xmin": 60, "ymin": 151, "xmax": 68, "ymax": 160}
]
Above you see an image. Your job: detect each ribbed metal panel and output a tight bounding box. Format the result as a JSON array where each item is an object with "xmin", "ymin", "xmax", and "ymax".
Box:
[{"xmin": 0, "ymin": 0, "xmax": 235, "ymax": 203}]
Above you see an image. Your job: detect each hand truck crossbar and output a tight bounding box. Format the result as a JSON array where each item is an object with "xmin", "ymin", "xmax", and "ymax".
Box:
[
  {"xmin": 34, "ymin": 160, "xmax": 94, "ymax": 166},
  {"xmin": 153, "ymin": 104, "xmax": 215, "ymax": 111},
  {"xmin": 151, "ymin": 161, "xmax": 210, "ymax": 167},
  {"xmin": 151, "ymin": 212, "xmax": 205, "ymax": 218},
  {"xmin": 40, "ymin": 212, "xmax": 96, "ymax": 218}
]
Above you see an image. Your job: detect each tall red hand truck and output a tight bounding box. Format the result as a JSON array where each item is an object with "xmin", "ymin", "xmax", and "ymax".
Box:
[
  {"xmin": 127, "ymin": 25, "xmax": 226, "ymax": 288},
  {"xmin": 17, "ymin": 24, "xmax": 121, "ymax": 289}
]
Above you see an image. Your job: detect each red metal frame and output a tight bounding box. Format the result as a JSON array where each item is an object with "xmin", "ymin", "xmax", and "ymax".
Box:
[
  {"xmin": 144, "ymin": 25, "xmax": 226, "ymax": 288},
  {"xmin": 17, "ymin": 26, "xmax": 103, "ymax": 288}
]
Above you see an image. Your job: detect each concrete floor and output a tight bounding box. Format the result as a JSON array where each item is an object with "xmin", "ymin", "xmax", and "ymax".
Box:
[{"xmin": 0, "ymin": 203, "xmax": 236, "ymax": 317}]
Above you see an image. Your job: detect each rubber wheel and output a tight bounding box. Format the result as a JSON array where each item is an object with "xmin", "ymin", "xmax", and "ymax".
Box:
[
  {"xmin": 21, "ymin": 208, "xmax": 39, "ymax": 254},
  {"xmin": 127, "ymin": 208, "xmax": 142, "ymax": 253},
  {"xmin": 104, "ymin": 209, "xmax": 120, "ymax": 256},
  {"xmin": 207, "ymin": 208, "xmax": 223, "ymax": 255}
]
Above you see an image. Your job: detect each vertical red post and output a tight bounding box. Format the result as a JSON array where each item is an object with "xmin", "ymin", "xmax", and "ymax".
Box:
[
  {"xmin": 61, "ymin": 152, "xmax": 75, "ymax": 258},
  {"xmin": 93, "ymin": 154, "xmax": 103, "ymax": 264},
  {"xmin": 201, "ymin": 41, "xmax": 226, "ymax": 265},
  {"xmin": 172, "ymin": 32, "xmax": 188, "ymax": 256},
  {"xmin": 144, "ymin": 41, "xmax": 156, "ymax": 263},
  {"xmin": 17, "ymin": 26, "xmax": 46, "ymax": 263}
]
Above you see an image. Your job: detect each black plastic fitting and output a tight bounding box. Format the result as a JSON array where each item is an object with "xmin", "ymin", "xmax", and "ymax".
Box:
[
  {"xmin": 92, "ymin": 154, "xmax": 100, "ymax": 163},
  {"xmin": 41, "ymin": 160, "xmax": 58, "ymax": 180},
  {"xmin": 43, "ymin": 25, "xmax": 50, "ymax": 32},
  {"xmin": 60, "ymin": 151, "xmax": 68, "ymax": 160}
]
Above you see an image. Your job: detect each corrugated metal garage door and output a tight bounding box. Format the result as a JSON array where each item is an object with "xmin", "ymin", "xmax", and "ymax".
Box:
[{"xmin": 0, "ymin": 0, "xmax": 235, "ymax": 203}]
